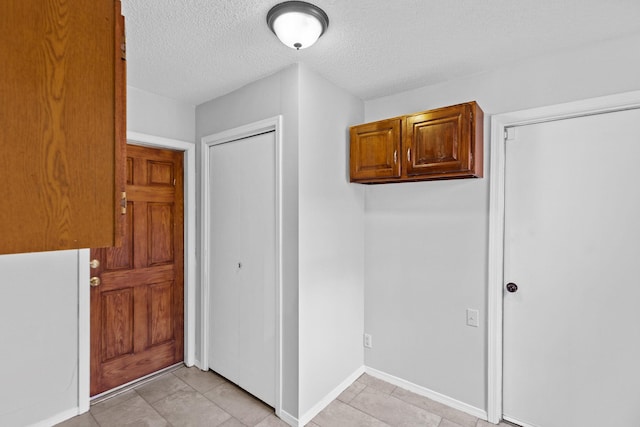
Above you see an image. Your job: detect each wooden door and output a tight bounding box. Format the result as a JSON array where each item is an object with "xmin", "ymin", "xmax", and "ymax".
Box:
[
  {"xmin": 90, "ymin": 144, "xmax": 184, "ymax": 396},
  {"xmin": 502, "ymin": 109, "xmax": 640, "ymax": 426},
  {"xmin": 208, "ymin": 131, "xmax": 276, "ymax": 406},
  {"xmin": 350, "ymin": 118, "xmax": 401, "ymax": 182}
]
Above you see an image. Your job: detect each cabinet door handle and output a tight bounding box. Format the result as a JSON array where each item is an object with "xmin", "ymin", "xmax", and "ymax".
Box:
[
  {"xmin": 393, "ymin": 150, "xmax": 397, "ymax": 164},
  {"xmin": 407, "ymin": 148, "xmax": 411, "ymax": 163}
]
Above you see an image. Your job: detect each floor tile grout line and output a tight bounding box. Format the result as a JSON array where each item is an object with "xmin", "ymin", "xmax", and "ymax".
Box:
[
  {"xmin": 346, "ymin": 383, "xmax": 450, "ymax": 427},
  {"xmin": 337, "ymin": 388, "xmax": 393, "ymax": 427},
  {"xmin": 88, "ymin": 412, "xmax": 100, "ymax": 427},
  {"xmin": 67, "ymin": 367, "xmax": 486, "ymax": 427},
  {"xmin": 150, "ymin": 382, "xmax": 235, "ymax": 427},
  {"xmin": 389, "ymin": 386, "xmax": 480, "ymax": 427},
  {"xmin": 137, "ymin": 376, "xmax": 196, "ymax": 405},
  {"xmin": 146, "ymin": 392, "xmax": 176, "ymax": 427},
  {"xmin": 342, "ymin": 380, "xmax": 367, "ymax": 404}
]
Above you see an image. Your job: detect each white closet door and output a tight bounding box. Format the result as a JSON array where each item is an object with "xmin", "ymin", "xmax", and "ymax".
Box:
[
  {"xmin": 503, "ymin": 108, "xmax": 640, "ymax": 427},
  {"xmin": 209, "ymin": 131, "xmax": 276, "ymax": 406}
]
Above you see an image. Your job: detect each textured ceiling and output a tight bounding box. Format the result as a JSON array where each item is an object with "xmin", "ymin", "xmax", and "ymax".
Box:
[{"xmin": 122, "ymin": 0, "xmax": 640, "ymax": 106}]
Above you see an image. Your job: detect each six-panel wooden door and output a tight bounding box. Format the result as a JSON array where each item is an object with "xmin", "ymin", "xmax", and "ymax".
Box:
[{"xmin": 90, "ymin": 144, "xmax": 184, "ymax": 396}]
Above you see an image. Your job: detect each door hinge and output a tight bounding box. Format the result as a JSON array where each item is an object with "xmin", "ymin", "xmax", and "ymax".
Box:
[
  {"xmin": 120, "ymin": 27, "xmax": 126, "ymax": 60},
  {"xmin": 505, "ymin": 127, "xmax": 516, "ymax": 141},
  {"xmin": 120, "ymin": 191, "xmax": 127, "ymax": 215}
]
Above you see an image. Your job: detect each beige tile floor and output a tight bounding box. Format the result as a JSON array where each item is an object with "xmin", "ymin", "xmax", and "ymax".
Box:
[{"xmin": 56, "ymin": 366, "xmax": 513, "ymax": 427}]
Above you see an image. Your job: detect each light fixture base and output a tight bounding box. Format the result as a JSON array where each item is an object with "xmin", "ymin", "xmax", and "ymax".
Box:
[{"xmin": 267, "ymin": 1, "xmax": 329, "ymax": 50}]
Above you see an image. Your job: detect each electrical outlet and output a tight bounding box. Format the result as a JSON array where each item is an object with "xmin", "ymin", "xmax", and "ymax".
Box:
[
  {"xmin": 363, "ymin": 333, "xmax": 373, "ymax": 348},
  {"xmin": 466, "ymin": 309, "xmax": 479, "ymax": 327}
]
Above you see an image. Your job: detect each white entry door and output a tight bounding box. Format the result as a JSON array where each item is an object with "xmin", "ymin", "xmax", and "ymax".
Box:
[
  {"xmin": 208, "ymin": 131, "xmax": 276, "ymax": 407},
  {"xmin": 503, "ymin": 108, "xmax": 640, "ymax": 427}
]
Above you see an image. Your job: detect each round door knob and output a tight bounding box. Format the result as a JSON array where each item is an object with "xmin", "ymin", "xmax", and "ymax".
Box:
[
  {"xmin": 90, "ymin": 277, "xmax": 101, "ymax": 287},
  {"xmin": 506, "ymin": 282, "xmax": 518, "ymax": 293}
]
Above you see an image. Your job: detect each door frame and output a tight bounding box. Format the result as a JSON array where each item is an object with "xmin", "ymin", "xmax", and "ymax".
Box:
[
  {"xmin": 78, "ymin": 131, "xmax": 197, "ymax": 411},
  {"xmin": 487, "ymin": 90, "xmax": 640, "ymax": 423},
  {"xmin": 200, "ymin": 116, "xmax": 283, "ymax": 416}
]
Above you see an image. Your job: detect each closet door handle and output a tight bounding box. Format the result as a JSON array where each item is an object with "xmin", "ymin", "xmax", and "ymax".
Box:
[
  {"xmin": 393, "ymin": 150, "xmax": 397, "ymax": 164},
  {"xmin": 407, "ymin": 148, "xmax": 411, "ymax": 163}
]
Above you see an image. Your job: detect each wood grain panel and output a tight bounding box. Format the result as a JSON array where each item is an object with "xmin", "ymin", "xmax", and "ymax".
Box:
[
  {"xmin": 114, "ymin": 1, "xmax": 126, "ymax": 248},
  {"xmin": 127, "ymin": 186, "xmax": 175, "ymax": 203},
  {"xmin": 413, "ymin": 117, "xmax": 460, "ymax": 164},
  {"xmin": 361, "ymin": 132, "xmax": 394, "ymax": 167},
  {"xmin": 406, "ymin": 106, "xmax": 470, "ymax": 176},
  {"xmin": 99, "ymin": 342, "xmax": 177, "ymax": 392},
  {"xmin": 99, "ymin": 264, "xmax": 174, "ymax": 291},
  {"xmin": 133, "ymin": 285, "xmax": 149, "ymax": 353},
  {"xmin": 149, "ymin": 281, "xmax": 174, "ymax": 345},
  {"xmin": 350, "ymin": 118, "xmax": 401, "ymax": 181},
  {"xmin": 0, "ymin": 0, "xmax": 119, "ymax": 254},
  {"xmin": 101, "ymin": 289, "xmax": 133, "ymax": 361},
  {"xmin": 148, "ymin": 203, "xmax": 174, "ymax": 266},
  {"xmin": 106, "ymin": 201, "xmax": 133, "ymax": 270},
  {"xmin": 148, "ymin": 161, "xmax": 174, "ymax": 186},
  {"xmin": 126, "ymin": 157, "xmax": 133, "ymax": 185}
]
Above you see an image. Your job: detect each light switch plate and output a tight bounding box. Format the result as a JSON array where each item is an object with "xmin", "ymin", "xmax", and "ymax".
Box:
[{"xmin": 466, "ymin": 309, "xmax": 479, "ymax": 327}]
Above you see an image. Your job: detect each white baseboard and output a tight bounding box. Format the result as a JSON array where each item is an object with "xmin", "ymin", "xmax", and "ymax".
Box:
[
  {"xmin": 28, "ymin": 407, "xmax": 80, "ymax": 427},
  {"xmin": 28, "ymin": 365, "xmax": 486, "ymax": 427},
  {"xmin": 298, "ymin": 365, "xmax": 366, "ymax": 426},
  {"xmin": 27, "ymin": 365, "xmax": 487, "ymax": 427},
  {"xmin": 277, "ymin": 409, "xmax": 300, "ymax": 427},
  {"xmin": 364, "ymin": 367, "xmax": 488, "ymax": 420}
]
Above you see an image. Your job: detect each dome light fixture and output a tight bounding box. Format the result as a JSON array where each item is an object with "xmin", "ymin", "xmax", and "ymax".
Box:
[{"xmin": 267, "ymin": 1, "xmax": 329, "ymax": 50}]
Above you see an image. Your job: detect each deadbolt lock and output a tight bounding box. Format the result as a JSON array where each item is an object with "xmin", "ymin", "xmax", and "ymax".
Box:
[{"xmin": 90, "ymin": 259, "xmax": 100, "ymax": 269}]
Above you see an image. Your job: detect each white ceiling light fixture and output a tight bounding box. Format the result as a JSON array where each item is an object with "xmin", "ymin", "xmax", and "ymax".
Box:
[{"xmin": 267, "ymin": 1, "xmax": 329, "ymax": 50}]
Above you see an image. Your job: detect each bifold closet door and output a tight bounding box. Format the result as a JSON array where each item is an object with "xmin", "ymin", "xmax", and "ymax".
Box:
[{"xmin": 208, "ymin": 131, "xmax": 276, "ymax": 407}]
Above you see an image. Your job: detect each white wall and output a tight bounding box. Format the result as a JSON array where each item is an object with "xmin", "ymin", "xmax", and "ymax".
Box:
[
  {"xmin": 195, "ymin": 64, "xmax": 366, "ymax": 421},
  {"xmin": 362, "ymin": 33, "xmax": 640, "ymax": 411},
  {"xmin": 0, "ymin": 251, "xmax": 80, "ymax": 427},
  {"xmin": 0, "ymin": 88, "xmax": 194, "ymax": 427},
  {"xmin": 297, "ymin": 66, "xmax": 365, "ymax": 417},
  {"xmin": 195, "ymin": 65, "xmax": 301, "ymax": 417},
  {"xmin": 127, "ymin": 86, "xmax": 196, "ymax": 142}
]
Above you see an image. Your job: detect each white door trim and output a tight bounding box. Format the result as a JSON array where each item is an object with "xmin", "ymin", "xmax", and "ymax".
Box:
[
  {"xmin": 200, "ymin": 116, "xmax": 283, "ymax": 415},
  {"xmin": 78, "ymin": 132, "xmax": 197, "ymax": 412},
  {"xmin": 487, "ymin": 90, "xmax": 640, "ymax": 423}
]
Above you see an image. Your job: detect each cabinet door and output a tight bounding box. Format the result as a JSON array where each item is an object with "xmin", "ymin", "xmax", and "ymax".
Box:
[
  {"xmin": 350, "ymin": 119, "xmax": 401, "ymax": 182},
  {"xmin": 0, "ymin": 0, "xmax": 123, "ymax": 254},
  {"xmin": 114, "ymin": 0, "xmax": 127, "ymax": 247},
  {"xmin": 405, "ymin": 103, "xmax": 477, "ymax": 178}
]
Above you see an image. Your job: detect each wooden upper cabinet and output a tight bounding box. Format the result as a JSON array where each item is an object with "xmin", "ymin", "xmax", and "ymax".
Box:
[
  {"xmin": 350, "ymin": 118, "xmax": 401, "ymax": 181},
  {"xmin": 350, "ymin": 102, "xmax": 483, "ymax": 184},
  {"xmin": 0, "ymin": 0, "xmax": 126, "ymax": 254}
]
